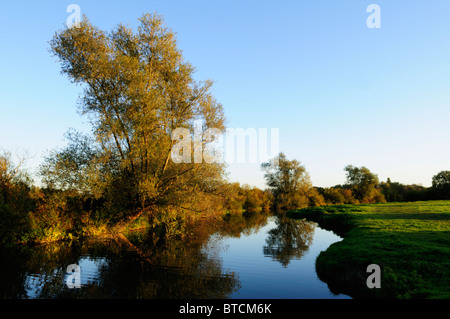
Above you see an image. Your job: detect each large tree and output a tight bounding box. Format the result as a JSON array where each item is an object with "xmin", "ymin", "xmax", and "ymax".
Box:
[
  {"xmin": 261, "ymin": 153, "xmax": 312, "ymax": 212},
  {"xmin": 43, "ymin": 13, "xmax": 226, "ymax": 228}
]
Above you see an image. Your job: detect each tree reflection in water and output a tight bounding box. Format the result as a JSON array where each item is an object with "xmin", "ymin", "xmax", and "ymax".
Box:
[
  {"xmin": 0, "ymin": 213, "xmax": 274, "ymax": 299},
  {"xmin": 0, "ymin": 214, "xmax": 327, "ymax": 298},
  {"xmin": 263, "ymin": 217, "xmax": 316, "ymax": 267}
]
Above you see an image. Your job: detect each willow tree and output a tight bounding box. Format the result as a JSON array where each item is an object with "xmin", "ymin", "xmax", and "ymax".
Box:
[
  {"xmin": 261, "ymin": 153, "xmax": 313, "ymax": 212},
  {"xmin": 44, "ymin": 13, "xmax": 226, "ymax": 229}
]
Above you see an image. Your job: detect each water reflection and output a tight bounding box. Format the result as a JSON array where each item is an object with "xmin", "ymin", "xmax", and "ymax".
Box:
[
  {"xmin": 1, "ymin": 238, "xmax": 240, "ymax": 299},
  {"xmin": 263, "ymin": 217, "xmax": 316, "ymax": 267},
  {"xmin": 0, "ymin": 213, "xmax": 347, "ymax": 299}
]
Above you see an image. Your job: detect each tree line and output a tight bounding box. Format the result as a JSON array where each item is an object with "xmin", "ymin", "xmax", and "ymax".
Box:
[
  {"xmin": 2, "ymin": 146, "xmax": 448, "ymax": 246},
  {"xmin": 261, "ymin": 152, "xmax": 450, "ymax": 211}
]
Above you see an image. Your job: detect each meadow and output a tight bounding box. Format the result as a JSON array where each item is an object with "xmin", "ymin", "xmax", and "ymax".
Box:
[{"xmin": 287, "ymin": 201, "xmax": 450, "ymax": 299}]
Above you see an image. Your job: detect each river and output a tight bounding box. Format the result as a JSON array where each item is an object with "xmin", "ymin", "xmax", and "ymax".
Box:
[{"xmin": 0, "ymin": 214, "xmax": 350, "ymax": 299}]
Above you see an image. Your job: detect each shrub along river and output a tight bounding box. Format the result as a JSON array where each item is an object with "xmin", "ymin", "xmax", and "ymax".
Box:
[{"xmin": 0, "ymin": 213, "xmax": 350, "ymax": 299}]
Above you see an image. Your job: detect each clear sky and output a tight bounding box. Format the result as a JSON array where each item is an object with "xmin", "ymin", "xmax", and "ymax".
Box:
[{"xmin": 1, "ymin": 1, "xmax": 450, "ymax": 188}]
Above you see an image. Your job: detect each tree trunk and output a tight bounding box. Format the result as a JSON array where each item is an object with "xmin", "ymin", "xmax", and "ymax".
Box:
[{"xmin": 111, "ymin": 207, "xmax": 153, "ymax": 234}]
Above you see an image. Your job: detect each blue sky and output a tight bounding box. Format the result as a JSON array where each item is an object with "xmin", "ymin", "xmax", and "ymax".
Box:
[{"xmin": 1, "ymin": 1, "xmax": 450, "ymax": 188}]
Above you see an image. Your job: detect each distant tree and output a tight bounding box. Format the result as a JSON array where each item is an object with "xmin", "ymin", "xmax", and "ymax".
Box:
[
  {"xmin": 307, "ymin": 187, "xmax": 326, "ymax": 207},
  {"xmin": 432, "ymin": 171, "xmax": 450, "ymax": 189},
  {"xmin": 344, "ymin": 165, "xmax": 385, "ymax": 203},
  {"xmin": 222, "ymin": 183, "xmax": 246, "ymax": 215},
  {"xmin": 261, "ymin": 153, "xmax": 312, "ymax": 212},
  {"xmin": 245, "ymin": 186, "xmax": 273, "ymax": 214},
  {"xmin": 380, "ymin": 178, "xmax": 433, "ymax": 202},
  {"xmin": 338, "ymin": 187, "xmax": 359, "ymax": 204},
  {"xmin": 240, "ymin": 185, "xmax": 262, "ymax": 214},
  {"xmin": 320, "ymin": 187, "xmax": 345, "ymax": 205},
  {"xmin": 431, "ymin": 171, "xmax": 450, "ymax": 199},
  {"xmin": 380, "ymin": 178, "xmax": 404, "ymax": 202},
  {"xmin": 221, "ymin": 184, "xmax": 273, "ymax": 215},
  {"xmin": 403, "ymin": 184, "xmax": 428, "ymax": 201}
]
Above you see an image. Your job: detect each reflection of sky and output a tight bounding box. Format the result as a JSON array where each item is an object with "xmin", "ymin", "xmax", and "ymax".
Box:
[
  {"xmin": 24, "ymin": 268, "xmax": 63, "ymax": 299},
  {"xmin": 75, "ymin": 256, "xmax": 109, "ymax": 287},
  {"xmin": 213, "ymin": 217, "xmax": 350, "ymax": 299},
  {"xmin": 24, "ymin": 256, "xmax": 109, "ymax": 298}
]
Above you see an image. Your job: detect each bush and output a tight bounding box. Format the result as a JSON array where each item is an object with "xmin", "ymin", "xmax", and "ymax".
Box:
[{"xmin": 0, "ymin": 153, "xmax": 36, "ymax": 245}]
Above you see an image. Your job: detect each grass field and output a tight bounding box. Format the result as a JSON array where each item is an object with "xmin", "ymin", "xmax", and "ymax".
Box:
[{"xmin": 287, "ymin": 201, "xmax": 450, "ymax": 299}]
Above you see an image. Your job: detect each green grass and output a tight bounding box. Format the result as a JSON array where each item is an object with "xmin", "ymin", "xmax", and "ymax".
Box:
[{"xmin": 287, "ymin": 201, "xmax": 450, "ymax": 299}]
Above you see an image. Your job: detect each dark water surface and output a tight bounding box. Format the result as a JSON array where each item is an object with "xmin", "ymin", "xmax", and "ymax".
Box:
[{"xmin": 0, "ymin": 214, "xmax": 350, "ymax": 299}]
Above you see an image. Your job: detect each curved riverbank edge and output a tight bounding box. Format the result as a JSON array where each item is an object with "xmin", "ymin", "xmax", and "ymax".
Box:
[{"xmin": 287, "ymin": 202, "xmax": 450, "ymax": 299}]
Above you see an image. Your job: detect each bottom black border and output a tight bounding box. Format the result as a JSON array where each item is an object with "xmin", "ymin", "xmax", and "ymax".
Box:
[{"xmin": 1, "ymin": 299, "xmax": 445, "ymax": 318}]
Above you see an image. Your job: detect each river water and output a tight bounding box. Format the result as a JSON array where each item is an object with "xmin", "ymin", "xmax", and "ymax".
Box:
[{"xmin": 0, "ymin": 214, "xmax": 350, "ymax": 299}]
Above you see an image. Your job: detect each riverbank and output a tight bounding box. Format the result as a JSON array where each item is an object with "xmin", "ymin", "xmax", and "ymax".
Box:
[{"xmin": 287, "ymin": 201, "xmax": 450, "ymax": 299}]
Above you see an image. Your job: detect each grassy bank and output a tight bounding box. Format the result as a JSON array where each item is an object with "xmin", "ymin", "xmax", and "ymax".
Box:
[{"xmin": 287, "ymin": 201, "xmax": 450, "ymax": 299}]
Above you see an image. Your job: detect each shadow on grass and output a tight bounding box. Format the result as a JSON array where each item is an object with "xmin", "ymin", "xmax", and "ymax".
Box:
[{"xmin": 357, "ymin": 213, "xmax": 450, "ymax": 221}]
